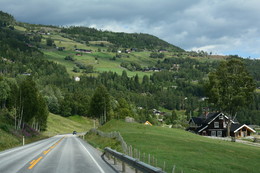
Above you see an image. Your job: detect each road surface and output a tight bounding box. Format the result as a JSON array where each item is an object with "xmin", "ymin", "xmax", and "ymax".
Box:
[{"xmin": 0, "ymin": 135, "xmax": 116, "ymax": 173}]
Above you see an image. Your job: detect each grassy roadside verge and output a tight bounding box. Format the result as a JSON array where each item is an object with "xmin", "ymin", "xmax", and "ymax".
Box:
[
  {"xmin": 0, "ymin": 129, "xmax": 47, "ymax": 151},
  {"xmin": 84, "ymin": 133, "xmax": 123, "ymax": 153}
]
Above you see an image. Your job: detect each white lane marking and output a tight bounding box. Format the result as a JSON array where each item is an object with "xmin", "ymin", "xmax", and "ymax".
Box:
[{"xmin": 78, "ymin": 139, "xmax": 105, "ymax": 173}]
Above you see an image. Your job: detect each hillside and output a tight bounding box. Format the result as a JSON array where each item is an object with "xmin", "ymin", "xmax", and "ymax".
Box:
[
  {"xmin": 0, "ymin": 113, "xmax": 93, "ymax": 151},
  {"xmin": 1, "ymin": 10, "xmax": 260, "ymax": 127},
  {"xmin": 43, "ymin": 113, "xmax": 93, "ymax": 136},
  {"xmin": 60, "ymin": 26, "xmax": 184, "ymax": 51},
  {"xmin": 93, "ymin": 120, "xmax": 260, "ymax": 173}
]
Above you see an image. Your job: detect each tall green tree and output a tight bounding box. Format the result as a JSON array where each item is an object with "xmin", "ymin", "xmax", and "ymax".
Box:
[
  {"xmin": 205, "ymin": 59, "xmax": 255, "ymax": 135},
  {"xmin": 205, "ymin": 59, "xmax": 255, "ymax": 115},
  {"xmin": 19, "ymin": 77, "xmax": 39, "ymax": 123},
  {"xmin": 88, "ymin": 85, "xmax": 110, "ymax": 124},
  {"xmin": 18, "ymin": 76, "xmax": 48, "ymax": 130},
  {"xmin": 0, "ymin": 79, "xmax": 10, "ymax": 108}
]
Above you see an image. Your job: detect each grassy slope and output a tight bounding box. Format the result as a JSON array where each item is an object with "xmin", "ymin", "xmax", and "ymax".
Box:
[
  {"xmin": 0, "ymin": 129, "xmax": 20, "ymax": 151},
  {"xmin": 0, "ymin": 113, "xmax": 92, "ymax": 151},
  {"xmin": 42, "ymin": 113, "xmax": 93, "ymax": 136},
  {"xmin": 97, "ymin": 120, "xmax": 260, "ymax": 173},
  {"xmin": 14, "ymin": 24, "xmax": 226, "ymax": 79}
]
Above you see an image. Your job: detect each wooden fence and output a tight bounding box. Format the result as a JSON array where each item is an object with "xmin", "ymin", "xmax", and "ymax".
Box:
[{"xmin": 87, "ymin": 128, "xmax": 178, "ymax": 172}]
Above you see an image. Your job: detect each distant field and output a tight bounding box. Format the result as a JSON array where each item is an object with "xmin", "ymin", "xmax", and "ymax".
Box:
[
  {"xmin": 96, "ymin": 120, "xmax": 260, "ymax": 173},
  {"xmin": 43, "ymin": 49, "xmax": 155, "ymax": 78},
  {"xmin": 42, "ymin": 113, "xmax": 93, "ymax": 137}
]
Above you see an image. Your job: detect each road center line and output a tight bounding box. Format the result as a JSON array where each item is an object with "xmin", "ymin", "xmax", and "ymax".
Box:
[
  {"xmin": 78, "ymin": 139, "xmax": 105, "ymax": 173},
  {"xmin": 43, "ymin": 149, "xmax": 51, "ymax": 155},
  {"xmin": 28, "ymin": 156, "xmax": 43, "ymax": 169},
  {"xmin": 27, "ymin": 136, "xmax": 65, "ymax": 170}
]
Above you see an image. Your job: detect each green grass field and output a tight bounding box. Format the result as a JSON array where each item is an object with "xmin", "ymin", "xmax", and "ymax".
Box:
[
  {"xmin": 39, "ymin": 31, "xmax": 158, "ymax": 78},
  {"xmin": 42, "ymin": 113, "xmax": 93, "ymax": 136},
  {"xmin": 94, "ymin": 120, "xmax": 260, "ymax": 173},
  {"xmin": 43, "ymin": 49, "xmax": 155, "ymax": 78}
]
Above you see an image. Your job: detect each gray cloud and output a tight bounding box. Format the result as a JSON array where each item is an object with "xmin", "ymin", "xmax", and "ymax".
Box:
[{"xmin": 1, "ymin": 0, "xmax": 260, "ymax": 58}]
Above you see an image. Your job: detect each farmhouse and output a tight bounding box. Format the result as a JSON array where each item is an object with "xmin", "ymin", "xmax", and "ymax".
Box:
[
  {"xmin": 75, "ymin": 49, "xmax": 92, "ymax": 53},
  {"xmin": 144, "ymin": 121, "xmax": 153, "ymax": 126},
  {"xmin": 187, "ymin": 112, "xmax": 256, "ymax": 138}
]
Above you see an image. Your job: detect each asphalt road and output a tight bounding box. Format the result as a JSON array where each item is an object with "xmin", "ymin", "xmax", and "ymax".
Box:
[{"xmin": 0, "ymin": 135, "xmax": 116, "ymax": 173}]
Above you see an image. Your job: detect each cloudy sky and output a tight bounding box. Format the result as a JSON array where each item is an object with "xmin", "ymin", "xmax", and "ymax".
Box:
[{"xmin": 1, "ymin": 0, "xmax": 260, "ymax": 58}]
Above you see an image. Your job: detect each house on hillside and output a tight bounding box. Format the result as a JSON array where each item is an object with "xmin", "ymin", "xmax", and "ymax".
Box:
[
  {"xmin": 187, "ymin": 112, "xmax": 256, "ymax": 138},
  {"xmin": 144, "ymin": 121, "xmax": 153, "ymax": 126},
  {"xmin": 75, "ymin": 49, "xmax": 92, "ymax": 53}
]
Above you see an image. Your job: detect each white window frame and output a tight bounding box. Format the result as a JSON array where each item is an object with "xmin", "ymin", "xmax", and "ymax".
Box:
[
  {"xmin": 217, "ymin": 131, "xmax": 222, "ymax": 137},
  {"xmin": 214, "ymin": 122, "xmax": 219, "ymax": 128},
  {"xmin": 223, "ymin": 122, "xmax": 226, "ymax": 128},
  {"xmin": 211, "ymin": 131, "xmax": 216, "ymax": 136}
]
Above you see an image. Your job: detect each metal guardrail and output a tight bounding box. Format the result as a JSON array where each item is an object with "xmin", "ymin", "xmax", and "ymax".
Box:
[{"xmin": 103, "ymin": 147, "xmax": 165, "ymax": 173}]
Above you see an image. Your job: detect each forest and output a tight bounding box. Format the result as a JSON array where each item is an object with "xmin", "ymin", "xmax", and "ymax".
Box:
[{"xmin": 1, "ymin": 11, "xmax": 260, "ymax": 137}]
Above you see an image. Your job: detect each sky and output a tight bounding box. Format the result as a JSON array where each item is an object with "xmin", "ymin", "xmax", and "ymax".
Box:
[{"xmin": 1, "ymin": 0, "xmax": 260, "ymax": 58}]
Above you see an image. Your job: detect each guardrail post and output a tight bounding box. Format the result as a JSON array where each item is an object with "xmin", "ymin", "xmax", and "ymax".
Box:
[
  {"xmin": 104, "ymin": 151, "xmax": 110, "ymax": 160},
  {"xmin": 122, "ymin": 161, "xmax": 126, "ymax": 172},
  {"xmin": 113, "ymin": 156, "xmax": 117, "ymax": 165},
  {"xmin": 23, "ymin": 136, "xmax": 25, "ymax": 146}
]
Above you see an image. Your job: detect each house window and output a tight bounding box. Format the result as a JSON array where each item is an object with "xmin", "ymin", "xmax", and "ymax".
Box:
[
  {"xmin": 214, "ymin": 122, "xmax": 219, "ymax": 128},
  {"xmin": 223, "ymin": 122, "xmax": 226, "ymax": 128},
  {"xmin": 217, "ymin": 131, "xmax": 222, "ymax": 137},
  {"xmin": 219, "ymin": 115, "xmax": 223, "ymax": 120},
  {"xmin": 211, "ymin": 131, "xmax": 216, "ymax": 136}
]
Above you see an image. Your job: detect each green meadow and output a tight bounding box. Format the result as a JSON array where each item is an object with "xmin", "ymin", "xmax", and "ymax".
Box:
[
  {"xmin": 42, "ymin": 113, "xmax": 93, "ymax": 136},
  {"xmin": 93, "ymin": 120, "xmax": 260, "ymax": 173}
]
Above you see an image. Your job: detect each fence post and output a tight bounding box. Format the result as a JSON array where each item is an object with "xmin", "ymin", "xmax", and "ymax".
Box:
[
  {"xmin": 163, "ymin": 161, "xmax": 166, "ymax": 171},
  {"xmin": 23, "ymin": 136, "xmax": 25, "ymax": 146},
  {"xmin": 172, "ymin": 165, "xmax": 176, "ymax": 173},
  {"xmin": 148, "ymin": 154, "xmax": 150, "ymax": 164}
]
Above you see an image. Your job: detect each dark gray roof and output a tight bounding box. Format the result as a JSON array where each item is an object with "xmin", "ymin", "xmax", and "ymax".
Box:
[
  {"xmin": 191, "ymin": 112, "xmax": 225, "ymax": 132},
  {"xmin": 230, "ymin": 123, "xmax": 243, "ymax": 132},
  {"xmin": 191, "ymin": 117, "xmax": 203, "ymax": 126},
  {"xmin": 203, "ymin": 112, "xmax": 221, "ymax": 124}
]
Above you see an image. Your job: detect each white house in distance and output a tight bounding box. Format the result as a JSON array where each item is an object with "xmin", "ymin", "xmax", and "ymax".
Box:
[{"xmin": 74, "ymin": 77, "xmax": 80, "ymax": 82}]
